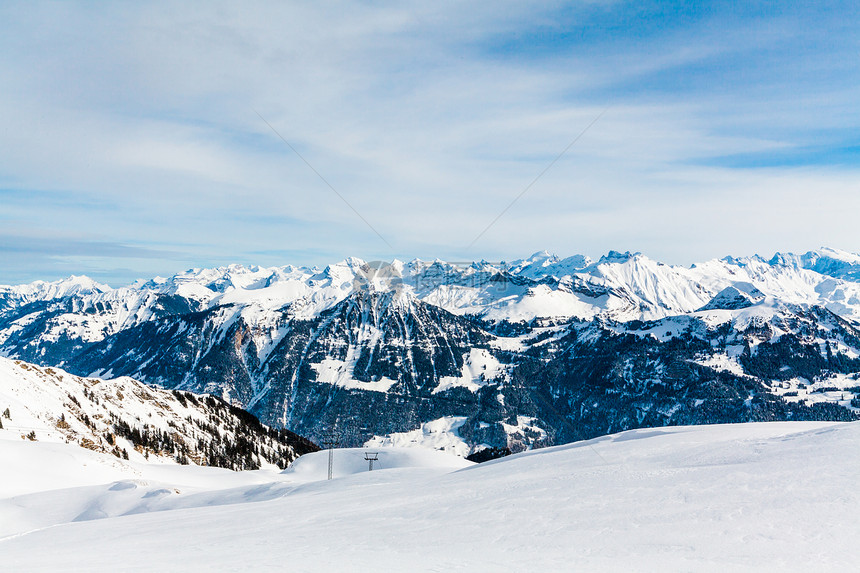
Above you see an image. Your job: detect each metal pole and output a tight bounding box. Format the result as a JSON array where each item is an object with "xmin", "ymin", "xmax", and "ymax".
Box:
[
  {"xmin": 322, "ymin": 435, "xmax": 338, "ymax": 480},
  {"xmin": 364, "ymin": 452, "xmax": 378, "ymax": 471}
]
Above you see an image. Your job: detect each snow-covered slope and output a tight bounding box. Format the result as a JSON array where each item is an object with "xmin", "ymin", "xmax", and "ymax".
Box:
[
  {"xmin": 0, "ymin": 439, "xmax": 466, "ymax": 538},
  {"xmin": 0, "ymin": 357, "xmax": 316, "ymax": 471},
  {"xmin": 1, "ymin": 421, "xmax": 858, "ymax": 571}
]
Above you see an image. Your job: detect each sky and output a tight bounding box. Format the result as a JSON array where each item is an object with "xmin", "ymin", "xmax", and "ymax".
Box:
[{"xmin": 1, "ymin": 1, "xmax": 859, "ymax": 286}]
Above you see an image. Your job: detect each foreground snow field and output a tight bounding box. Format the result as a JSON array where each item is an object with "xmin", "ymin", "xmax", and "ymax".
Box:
[{"xmin": 3, "ymin": 422, "xmax": 860, "ymax": 571}]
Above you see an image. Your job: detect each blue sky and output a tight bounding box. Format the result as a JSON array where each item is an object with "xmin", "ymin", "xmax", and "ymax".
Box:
[{"xmin": 1, "ymin": 1, "xmax": 859, "ymax": 285}]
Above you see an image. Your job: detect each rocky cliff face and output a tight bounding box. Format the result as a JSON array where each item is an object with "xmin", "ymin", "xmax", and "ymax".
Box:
[{"xmin": 2, "ymin": 250, "xmax": 860, "ymax": 452}]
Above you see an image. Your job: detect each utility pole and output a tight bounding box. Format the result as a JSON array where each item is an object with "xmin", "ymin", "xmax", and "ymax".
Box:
[
  {"xmin": 322, "ymin": 434, "xmax": 339, "ymax": 480},
  {"xmin": 364, "ymin": 452, "xmax": 379, "ymax": 471}
]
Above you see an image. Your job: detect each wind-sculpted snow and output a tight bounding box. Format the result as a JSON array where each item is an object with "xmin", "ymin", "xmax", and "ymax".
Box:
[{"xmin": 2, "ymin": 249, "xmax": 860, "ymax": 452}]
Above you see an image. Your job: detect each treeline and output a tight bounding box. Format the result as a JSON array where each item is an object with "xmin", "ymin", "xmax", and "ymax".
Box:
[
  {"xmin": 172, "ymin": 390, "xmax": 319, "ymax": 457},
  {"xmin": 99, "ymin": 392, "xmax": 319, "ymax": 471}
]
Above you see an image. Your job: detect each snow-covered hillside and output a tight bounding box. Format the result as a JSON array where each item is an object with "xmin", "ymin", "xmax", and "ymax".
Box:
[
  {"xmin": 2, "ymin": 421, "xmax": 858, "ymax": 571},
  {"xmin": 0, "ymin": 357, "xmax": 316, "ymax": 470}
]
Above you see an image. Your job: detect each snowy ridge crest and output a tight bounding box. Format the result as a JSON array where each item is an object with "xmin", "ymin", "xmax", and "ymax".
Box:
[{"xmin": 4, "ymin": 247, "xmax": 860, "ymax": 328}]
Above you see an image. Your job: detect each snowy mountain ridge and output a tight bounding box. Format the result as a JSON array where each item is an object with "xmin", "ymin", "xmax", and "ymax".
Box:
[
  {"xmin": 2, "ymin": 247, "xmax": 860, "ymax": 451},
  {"xmin": 0, "ymin": 357, "xmax": 316, "ymax": 470},
  {"xmin": 4, "ymin": 247, "xmax": 860, "ymax": 326}
]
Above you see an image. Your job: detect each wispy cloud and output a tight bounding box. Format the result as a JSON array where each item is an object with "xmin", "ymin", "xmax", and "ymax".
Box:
[
  {"xmin": 0, "ymin": 236, "xmax": 176, "ymax": 259},
  {"xmin": 0, "ymin": 235, "xmax": 187, "ymax": 286}
]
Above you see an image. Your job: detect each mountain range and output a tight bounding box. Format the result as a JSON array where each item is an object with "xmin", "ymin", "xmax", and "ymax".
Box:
[{"xmin": 3, "ymin": 247, "xmax": 860, "ymax": 451}]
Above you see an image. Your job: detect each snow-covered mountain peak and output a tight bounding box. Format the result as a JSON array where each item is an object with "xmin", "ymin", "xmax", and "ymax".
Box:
[
  {"xmin": 816, "ymin": 246, "xmax": 860, "ymax": 262},
  {"xmin": 130, "ymin": 275, "xmax": 168, "ymax": 289},
  {"xmin": 698, "ymin": 283, "xmax": 766, "ymax": 311},
  {"xmin": 1, "ymin": 275, "xmax": 111, "ymax": 301},
  {"xmin": 795, "ymin": 247, "xmax": 860, "ymax": 281},
  {"xmin": 507, "ymin": 251, "xmax": 592, "ymax": 281},
  {"xmin": 351, "ymin": 260, "xmax": 405, "ymax": 295},
  {"xmin": 597, "ymin": 250, "xmax": 641, "ymax": 265},
  {"xmin": 510, "ymin": 250, "xmax": 558, "ymax": 268},
  {"xmin": 769, "ymin": 247, "xmax": 860, "ymax": 267},
  {"xmin": 718, "ymin": 254, "xmax": 744, "ymax": 267},
  {"xmin": 343, "ymin": 256, "xmax": 368, "ymax": 269},
  {"xmin": 728, "ymin": 247, "xmax": 860, "ymax": 283},
  {"xmin": 312, "ymin": 257, "xmax": 366, "ymax": 284}
]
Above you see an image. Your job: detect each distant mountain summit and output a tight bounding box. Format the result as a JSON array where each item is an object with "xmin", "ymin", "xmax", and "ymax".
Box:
[
  {"xmin": 698, "ymin": 283, "xmax": 765, "ymax": 311},
  {"xmin": 2, "ymin": 248, "xmax": 860, "ymax": 453}
]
